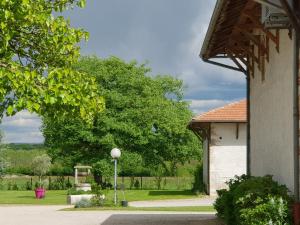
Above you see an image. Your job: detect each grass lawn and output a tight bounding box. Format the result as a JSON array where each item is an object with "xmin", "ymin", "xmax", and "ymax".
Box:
[
  {"xmin": 62, "ymin": 206, "xmax": 215, "ymax": 212},
  {"xmin": 0, "ymin": 189, "xmax": 201, "ymax": 205},
  {"xmin": 0, "ymin": 190, "xmax": 67, "ymax": 205}
]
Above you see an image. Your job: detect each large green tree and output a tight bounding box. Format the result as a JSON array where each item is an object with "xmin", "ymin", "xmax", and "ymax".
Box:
[
  {"xmin": 0, "ymin": 0, "xmax": 104, "ymax": 121},
  {"xmin": 42, "ymin": 57, "xmax": 200, "ymax": 172}
]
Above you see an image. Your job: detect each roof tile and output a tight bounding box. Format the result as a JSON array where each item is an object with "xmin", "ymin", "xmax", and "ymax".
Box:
[{"xmin": 192, "ymin": 99, "xmax": 247, "ymax": 122}]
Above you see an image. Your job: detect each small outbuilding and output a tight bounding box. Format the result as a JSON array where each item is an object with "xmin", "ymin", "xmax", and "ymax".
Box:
[{"xmin": 189, "ymin": 100, "xmax": 247, "ymax": 195}]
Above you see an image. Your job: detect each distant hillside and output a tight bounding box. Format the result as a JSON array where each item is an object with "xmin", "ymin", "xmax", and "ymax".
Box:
[{"xmin": 0, "ymin": 143, "xmax": 46, "ymax": 151}]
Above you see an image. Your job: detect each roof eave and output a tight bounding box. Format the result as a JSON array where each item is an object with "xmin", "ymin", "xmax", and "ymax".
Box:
[
  {"xmin": 200, "ymin": 0, "xmax": 225, "ymax": 60},
  {"xmin": 191, "ymin": 120, "xmax": 247, "ymax": 123}
]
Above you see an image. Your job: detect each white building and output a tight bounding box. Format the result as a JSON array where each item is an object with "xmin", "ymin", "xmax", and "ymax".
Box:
[
  {"xmin": 189, "ymin": 100, "xmax": 247, "ymax": 195},
  {"xmin": 200, "ymin": 0, "xmax": 300, "ymax": 199}
]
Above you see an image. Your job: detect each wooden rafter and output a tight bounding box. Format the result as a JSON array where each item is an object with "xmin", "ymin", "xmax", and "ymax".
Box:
[{"xmin": 242, "ymin": 11, "xmax": 280, "ymax": 52}]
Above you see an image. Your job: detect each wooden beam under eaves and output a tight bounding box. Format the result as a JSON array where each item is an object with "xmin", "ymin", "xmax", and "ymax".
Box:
[{"xmin": 242, "ymin": 11, "xmax": 280, "ymax": 53}]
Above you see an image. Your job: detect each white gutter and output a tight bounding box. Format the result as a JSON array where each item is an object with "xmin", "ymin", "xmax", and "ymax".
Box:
[{"xmin": 200, "ymin": 0, "xmax": 225, "ymax": 59}]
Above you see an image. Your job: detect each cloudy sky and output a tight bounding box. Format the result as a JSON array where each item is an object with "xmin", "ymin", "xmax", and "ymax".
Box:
[{"xmin": 0, "ymin": 0, "xmax": 246, "ymax": 143}]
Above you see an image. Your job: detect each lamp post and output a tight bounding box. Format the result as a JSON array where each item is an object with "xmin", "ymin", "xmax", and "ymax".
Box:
[{"xmin": 110, "ymin": 148, "xmax": 121, "ymax": 205}]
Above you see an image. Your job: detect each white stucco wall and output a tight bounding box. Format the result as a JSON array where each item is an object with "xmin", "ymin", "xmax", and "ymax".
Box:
[
  {"xmin": 250, "ymin": 30, "xmax": 295, "ymax": 193},
  {"xmin": 209, "ymin": 123, "xmax": 247, "ymax": 195}
]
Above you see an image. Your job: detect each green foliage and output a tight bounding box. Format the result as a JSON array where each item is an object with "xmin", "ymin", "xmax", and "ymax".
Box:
[
  {"xmin": 50, "ymin": 161, "xmax": 73, "ymax": 176},
  {"xmin": 192, "ymin": 164, "xmax": 204, "ymax": 194},
  {"xmin": 92, "ymin": 160, "xmax": 114, "ymax": 185},
  {"xmin": 119, "ymin": 151, "xmax": 143, "ymax": 176},
  {"xmin": 150, "ymin": 164, "xmax": 166, "ymax": 190},
  {"xmin": 0, "ymin": 0, "xmax": 104, "ymax": 121},
  {"xmin": 32, "ymin": 154, "xmax": 52, "ymax": 185},
  {"xmin": 239, "ymin": 196, "xmax": 290, "ymax": 225},
  {"xmin": 74, "ymin": 198, "xmax": 92, "ymax": 208},
  {"xmin": 0, "ymin": 153, "xmax": 8, "ymax": 177},
  {"xmin": 48, "ymin": 176, "xmax": 72, "ymax": 190},
  {"xmin": 2, "ymin": 148, "xmax": 46, "ymax": 175},
  {"xmin": 214, "ymin": 175, "xmax": 293, "ymax": 225},
  {"xmin": 0, "ymin": 145, "xmax": 73, "ymax": 176},
  {"xmin": 25, "ymin": 181, "xmax": 32, "ymax": 190},
  {"xmin": 42, "ymin": 56, "xmax": 200, "ymax": 172},
  {"xmin": 134, "ymin": 179, "xmax": 140, "ymax": 189}
]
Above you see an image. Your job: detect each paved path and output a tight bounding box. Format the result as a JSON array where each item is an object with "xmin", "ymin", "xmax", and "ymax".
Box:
[
  {"xmin": 0, "ymin": 205, "xmax": 221, "ymax": 225},
  {"xmin": 129, "ymin": 196, "xmax": 216, "ymax": 207}
]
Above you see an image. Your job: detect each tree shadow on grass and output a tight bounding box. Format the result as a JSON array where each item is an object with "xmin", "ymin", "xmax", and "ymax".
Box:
[{"xmin": 148, "ymin": 190, "xmax": 195, "ymax": 196}]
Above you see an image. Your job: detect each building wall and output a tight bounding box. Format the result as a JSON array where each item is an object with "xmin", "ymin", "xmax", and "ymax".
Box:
[
  {"xmin": 250, "ymin": 30, "xmax": 295, "ymax": 193},
  {"xmin": 209, "ymin": 123, "xmax": 247, "ymax": 195}
]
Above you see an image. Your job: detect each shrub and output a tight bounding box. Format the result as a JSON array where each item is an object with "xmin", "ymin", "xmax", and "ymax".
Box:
[
  {"xmin": 74, "ymin": 199, "xmax": 92, "ymax": 208},
  {"xmin": 150, "ymin": 164, "xmax": 166, "ymax": 190},
  {"xmin": 50, "ymin": 162, "xmax": 73, "ymax": 176},
  {"xmin": 7, "ymin": 181, "xmax": 12, "ymax": 190},
  {"xmin": 192, "ymin": 164, "xmax": 204, "ymax": 193},
  {"xmin": 90, "ymin": 194, "xmax": 106, "ymax": 207},
  {"xmin": 12, "ymin": 183, "xmax": 19, "ymax": 190},
  {"xmin": 239, "ymin": 196, "xmax": 290, "ymax": 225},
  {"xmin": 214, "ymin": 175, "xmax": 293, "ymax": 225},
  {"xmin": 0, "ymin": 178, "xmax": 4, "ymax": 190},
  {"xmin": 48, "ymin": 176, "xmax": 73, "ymax": 190},
  {"xmin": 134, "ymin": 179, "xmax": 140, "ymax": 189},
  {"xmin": 32, "ymin": 154, "xmax": 51, "ymax": 188},
  {"xmin": 25, "ymin": 181, "xmax": 32, "ymax": 190},
  {"xmin": 92, "ymin": 160, "xmax": 113, "ymax": 186}
]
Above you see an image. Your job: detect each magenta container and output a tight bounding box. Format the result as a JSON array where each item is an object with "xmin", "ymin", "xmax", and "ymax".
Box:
[{"xmin": 35, "ymin": 188, "xmax": 46, "ymax": 199}]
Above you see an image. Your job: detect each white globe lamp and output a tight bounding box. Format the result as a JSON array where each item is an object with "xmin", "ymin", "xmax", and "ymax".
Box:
[{"xmin": 111, "ymin": 148, "xmax": 121, "ymax": 159}]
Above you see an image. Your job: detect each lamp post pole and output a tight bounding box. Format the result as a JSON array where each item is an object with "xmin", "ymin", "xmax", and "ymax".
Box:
[
  {"xmin": 111, "ymin": 148, "xmax": 121, "ymax": 206},
  {"xmin": 114, "ymin": 158, "xmax": 117, "ymax": 205}
]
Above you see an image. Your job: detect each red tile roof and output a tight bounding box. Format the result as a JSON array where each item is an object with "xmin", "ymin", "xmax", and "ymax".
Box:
[{"xmin": 192, "ymin": 99, "xmax": 247, "ymax": 123}]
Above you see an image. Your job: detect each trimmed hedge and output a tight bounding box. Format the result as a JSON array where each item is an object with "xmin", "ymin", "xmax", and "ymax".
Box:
[{"xmin": 214, "ymin": 175, "xmax": 293, "ymax": 225}]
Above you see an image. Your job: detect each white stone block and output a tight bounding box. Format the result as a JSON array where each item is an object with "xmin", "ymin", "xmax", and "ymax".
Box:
[{"xmin": 67, "ymin": 194, "xmax": 95, "ymax": 205}]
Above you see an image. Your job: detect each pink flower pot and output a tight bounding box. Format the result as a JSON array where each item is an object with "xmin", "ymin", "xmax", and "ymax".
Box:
[{"xmin": 35, "ymin": 188, "xmax": 46, "ymax": 199}]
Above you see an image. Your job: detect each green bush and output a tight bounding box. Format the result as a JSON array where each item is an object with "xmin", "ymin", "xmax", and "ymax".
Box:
[
  {"xmin": 48, "ymin": 176, "xmax": 73, "ymax": 190},
  {"xmin": 240, "ymin": 196, "xmax": 290, "ymax": 225},
  {"xmin": 12, "ymin": 183, "xmax": 19, "ymax": 190},
  {"xmin": 92, "ymin": 160, "xmax": 113, "ymax": 186},
  {"xmin": 25, "ymin": 181, "xmax": 32, "ymax": 190},
  {"xmin": 50, "ymin": 162, "xmax": 73, "ymax": 176},
  {"xmin": 74, "ymin": 199, "xmax": 92, "ymax": 208},
  {"xmin": 192, "ymin": 164, "xmax": 204, "ymax": 193},
  {"xmin": 214, "ymin": 175, "xmax": 293, "ymax": 225}
]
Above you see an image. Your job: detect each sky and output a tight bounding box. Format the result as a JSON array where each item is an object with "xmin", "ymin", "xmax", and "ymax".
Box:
[{"xmin": 0, "ymin": 0, "xmax": 246, "ymax": 143}]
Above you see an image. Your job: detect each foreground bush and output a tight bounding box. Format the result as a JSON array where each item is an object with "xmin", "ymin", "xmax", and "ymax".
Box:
[{"xmin": 214, "ymin": 175, "xmax": 293, "ymax": 225}]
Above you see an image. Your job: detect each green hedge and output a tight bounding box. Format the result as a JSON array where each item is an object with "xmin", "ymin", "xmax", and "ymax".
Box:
[{"xmin": 214, "ymin": 175, "xmax": 293, "ymax": 225}]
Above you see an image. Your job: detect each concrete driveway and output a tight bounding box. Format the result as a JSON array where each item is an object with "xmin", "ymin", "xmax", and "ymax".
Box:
[
  {"xmin": 129, "ymin": 197, "xmax": 216, "ymax": 207},
  {"xmin": 0, "ymin": 205, "xmax": 221, "ymax": 225}
]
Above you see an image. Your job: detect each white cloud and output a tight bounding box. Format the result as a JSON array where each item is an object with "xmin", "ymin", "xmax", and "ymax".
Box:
[
  {"xmin": 175, "ymin": 2, "xmax": 246, "ymax": 99},
  {"xmin": 0, "ymin": 110, "xmax": 43, "ymax": 143},
  {"xmin": 3, "ymin": 131, "xmax": 43, "ymax": 144}
]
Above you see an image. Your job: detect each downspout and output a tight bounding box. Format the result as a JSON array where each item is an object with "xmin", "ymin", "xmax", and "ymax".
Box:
[
  {"xmin": 281, "ymin": 0, "xmax": 300, "ymax": 203},
  {"xmin": 293, "ymin": 26, "xmax": 299, "ymax": 202},
  {"xmin": 246, "ymin": 70, "xmax": 251, "ymax": 176},
  {"xmin": 207, "ymin": 123, "xmax": 211, "ymax": 195}
]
